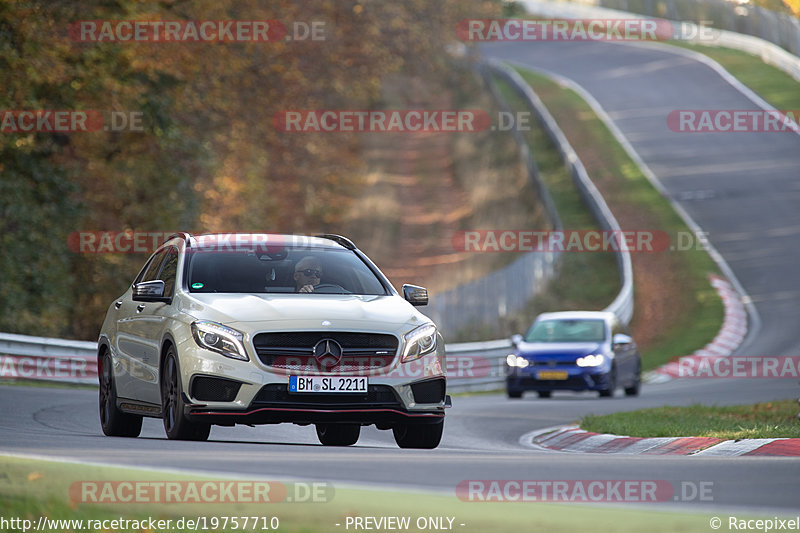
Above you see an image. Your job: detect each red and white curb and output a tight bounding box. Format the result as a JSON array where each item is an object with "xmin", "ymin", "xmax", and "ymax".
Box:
[
  {"xmin": 521, "ymin": 425, "xmax": 800, "ymax": 456},
  {"xmin": 646, "ymin": 275, "xmax": 747, "ymax": 383}
]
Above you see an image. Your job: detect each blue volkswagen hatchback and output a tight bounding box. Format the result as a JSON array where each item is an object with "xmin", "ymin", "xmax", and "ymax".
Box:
[{"xmin": 505, "ymin": 311, "xmax": 641, "ymax": 399}]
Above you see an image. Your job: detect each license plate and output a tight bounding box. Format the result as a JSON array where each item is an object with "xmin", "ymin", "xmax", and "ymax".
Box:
[
  {"xmin": 288, "ymin": 375, "xmax": 368, "ymax": 393},
  {"xmin": 537, "ymin": 370, "xmax": 568, "ymax": 380}
]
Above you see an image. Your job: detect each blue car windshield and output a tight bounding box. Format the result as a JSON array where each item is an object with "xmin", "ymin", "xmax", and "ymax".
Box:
[{"xmin": 525, "ymin": 319, "xmax": 606, "ymax": 343}]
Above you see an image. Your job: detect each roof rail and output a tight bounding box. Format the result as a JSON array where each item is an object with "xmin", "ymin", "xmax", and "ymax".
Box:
[
  {"xmin": 163, "ymin": 232, "xmax": 192, "ymax": 245},
  {"xmin": 315, "ymin": 234, "xmax": 356, "ymax": 250}
]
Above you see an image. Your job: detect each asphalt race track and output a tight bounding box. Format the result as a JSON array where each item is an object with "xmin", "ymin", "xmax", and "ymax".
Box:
[{"xmin": 3, "ymin": 40, "xmax": 800, "ymax": 515}]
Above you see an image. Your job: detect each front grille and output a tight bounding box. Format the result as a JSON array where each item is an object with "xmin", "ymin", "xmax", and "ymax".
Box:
[
  {"xmin": 253, "ymin": 331, "xmax": 398, "ymax": 373},
  {"xmin": 410, "ymin": 378, "xmax": 446, "ymax": 404},
  {"xmin": 191, "ymin": 376, "xmax": 242, "ymax": 402},
  {"xmin": 525, "ymin": 360, "xmax": 578, "ymax": 367},
  {"xmin": 253, "ymin": 383, "xmax": 401, "ymax": 408}
]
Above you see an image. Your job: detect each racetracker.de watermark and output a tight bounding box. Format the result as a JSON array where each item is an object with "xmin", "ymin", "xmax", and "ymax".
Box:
[
  {"xmin": 668, "ymin": 110, "xmax": 800, "ymax": 133},
  {"xmin": 0, "ymin": 355, "xmax": 93, "ymax": 380},
  {"xmin": 274, "ymin": 110, "xmax": 498, "ymax": 133},
  {"xmin": 456, "ymin": 480, "xmax": 713, "ymax": 502},
  {"xmin": 456, "ymin": 18, "xmax": 719, "ymax": 42},
  {"xmin": 68, "ymin": 20, "xmax": 326, "ymax": 43},
  {"xmin": 67, "ymin": 232, "xmax": 296, "ymax": 254},
  {"xmin": 70, "ymin": 480, "xmax": 332, "ymax": 504},
  {"xmin": 0, "ymin": 110, "xmax": 143, "ymax": 133},
  {"xmin": 452, "ymin": 229, "xmax": 710, "ymax": 253},
  {"xmin": 677, "ymin": 356, "xmax": 800, "ymax": 378}
]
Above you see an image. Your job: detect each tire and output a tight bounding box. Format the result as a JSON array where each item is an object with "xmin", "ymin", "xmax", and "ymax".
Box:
[
  {"xmin": 625, "ymin": 360, "xmax": 642, "ymax": 397},
  {"xmin": 315, "ymin": 423, "xmax": 361, "ymax": 446},
  {"xmin": 537, "ymin": 391, "xmax": 552, "ymax": 399},
  {"xmin": 393, "ymin": 420, "xmax": 444, "ymax": 449},
  {"xmin": 507, "ymin": 389, "xmax": 523, "ymax": 399},
  {"xmin": 161, "ymin": 347, "xmax": 210, "ymax": 441},
  {"xmin": 598, "ymin": 365, "xmax": 617, "ymax": 398},
  {"xmin": 99, "ymin": 351, "xmax": 142, "ymax": 437}
]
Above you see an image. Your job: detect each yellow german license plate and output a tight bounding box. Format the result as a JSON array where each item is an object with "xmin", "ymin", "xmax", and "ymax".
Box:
[{"xmin": 537, "ymin": 370, "xmax": 568, "ymax": 380}]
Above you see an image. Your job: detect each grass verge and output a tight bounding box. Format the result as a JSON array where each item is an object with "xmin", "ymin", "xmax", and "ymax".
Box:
[
  {"xmin": 581, "ymin": 399, "xmax": 800, "ymax": 439},
  {"xmin": 0, "ymin": 454, "xmax": 741, "ymax": 532}
]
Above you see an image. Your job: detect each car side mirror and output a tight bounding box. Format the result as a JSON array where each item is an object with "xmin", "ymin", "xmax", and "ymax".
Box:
[
  {"xmin": 402, "ymin": 284, "xmax": 428, "ymax": 306},
  {"xmin": 133, "ymin": 280, "xmax": 168, "ymax": 302},
  {"xmin": 612, "ymin": 333, "xmax": 632, "ymax": 348},
  {"xmin": 511, "ymin": 334, "xmax": 523, "ymax": 347}
]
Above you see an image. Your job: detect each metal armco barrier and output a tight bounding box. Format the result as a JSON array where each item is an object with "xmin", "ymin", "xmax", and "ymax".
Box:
[
  {"xmin": 0, "ymin": 332, "xmax": 97, "ymax": 385},
  {"xmin": 444, "ymin": 339, "xmax": 513, "ymax": 392}
]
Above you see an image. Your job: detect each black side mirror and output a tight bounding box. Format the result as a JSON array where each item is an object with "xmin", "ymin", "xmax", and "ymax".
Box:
[
  {"xmin": 133, "ymin": 280, "xmax": 168, "ymax": 302},
  {"xmin": 402, "ymin": 284, "xmax": 428, "ymax": 306},
  {"xmin": 511, "ymin": 334, "xmax": 523, "ymax": 347}
]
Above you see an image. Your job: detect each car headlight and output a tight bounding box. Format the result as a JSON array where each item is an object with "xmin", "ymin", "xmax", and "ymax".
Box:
[
  {"xmin": 401, "ymin": 324, "xmax": 438, "ymax": 362},
  {"xmin": 191, "ymin": 321, "xmax": 248, "ymax": 361},
  {"xmin": 506, "ymin": 354, "xmax": 530, "ymax": 368},
  {"xmin": 576, "ymin": 354, "xmax": 605, "ymax": 367}
]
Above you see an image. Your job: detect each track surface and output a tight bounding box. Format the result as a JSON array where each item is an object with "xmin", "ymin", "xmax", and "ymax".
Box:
[{"xmin": 4, "ymin": 40, "xmax": 800, "ymax": 514}]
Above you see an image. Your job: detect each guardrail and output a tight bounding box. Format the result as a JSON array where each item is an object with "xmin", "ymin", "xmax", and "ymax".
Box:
[{"xmin": 0, "ymin": 332, "xmax": 97, "ymax": 385}]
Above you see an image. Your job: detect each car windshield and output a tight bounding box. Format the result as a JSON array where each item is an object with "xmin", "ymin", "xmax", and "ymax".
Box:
[
  {"xmin": 184, "ymin": 245, "xmax": 388, "ymax": 295},
  {"xmin": 525, "ymin": 318, "xmax": 607, "ymax": 343}
]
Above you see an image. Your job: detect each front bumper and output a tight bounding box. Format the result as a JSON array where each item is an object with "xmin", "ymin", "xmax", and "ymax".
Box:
[
  {"xmin": 506, "ymin": 365, "xmax": 613, "ymax": 392},
  {"xmin": 177, "ymin": 338, "xmax": 448, "ymax": 425}
]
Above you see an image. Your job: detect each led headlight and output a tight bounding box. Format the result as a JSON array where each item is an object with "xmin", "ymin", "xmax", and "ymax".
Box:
[
  {"xmin": 506, "ymin": 354, "xmax": 530, "ymax": 368},
  {"xmin": 576, "ymin": 354, "xmax": 605, "ymax": 367},
  {"xmin": 191, "ymin": 321, "xmax": 248, "ymax": 361},
  {"xmin": 402, "ymin": 324, "xmax": 438, "ymax": 363}
]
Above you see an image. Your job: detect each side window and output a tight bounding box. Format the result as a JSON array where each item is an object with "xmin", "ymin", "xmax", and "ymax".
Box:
[
  {"xmin": 158, "ymin": 247, "xmax": 180, "ymax": 297},
  {"xmin": 135, "ymin": 250, "xmax": 168, "ymax": 285}
]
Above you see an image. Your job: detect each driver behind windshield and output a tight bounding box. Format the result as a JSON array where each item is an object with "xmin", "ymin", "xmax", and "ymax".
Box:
[{"xmin": 294, "ymin": 256, "xmax": 322, "ymax": 293}]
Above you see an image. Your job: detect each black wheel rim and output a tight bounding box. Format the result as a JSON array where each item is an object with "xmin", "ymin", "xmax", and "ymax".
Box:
[
  {"xmin": 163, "ymin": 356, "xmax": 178, "ymax": 432},
  {"xmin": 99, "ymin": 356, "xmax": 112, "ymax": 426}
]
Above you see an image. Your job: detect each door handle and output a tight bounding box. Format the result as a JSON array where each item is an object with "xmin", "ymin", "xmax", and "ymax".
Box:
[
  {"xmin": 136, "ymin": 304, "xmax": 146, "ymax": 312},
  {"xmin": 114, "ymin": 301, "xmax": 122, "ymax": 309}
]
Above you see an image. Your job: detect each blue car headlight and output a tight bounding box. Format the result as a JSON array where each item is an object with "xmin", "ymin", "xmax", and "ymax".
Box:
[
  {"xmin": 576, "ymin": 354, "xmax": 605, "ymax": 367},
  {"xmin": 506, "ymin": 354, "xmax": 530, "ymax": 368}
]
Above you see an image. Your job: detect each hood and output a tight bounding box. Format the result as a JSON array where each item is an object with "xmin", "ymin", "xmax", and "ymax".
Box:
[
  {"xmin": 516, "ymin": 341, "xmax": 607, "ymax": 361},
  {"xmin": 179, "ymin": 293, "xmax": 429, "ymax": 334}
]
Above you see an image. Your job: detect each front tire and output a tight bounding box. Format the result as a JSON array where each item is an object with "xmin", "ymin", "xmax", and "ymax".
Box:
[
  {"xmin": 507, "ymin": 389, "xmax": 523, "ymax": 399},
  {"xmin": 625, "ymin": 360, "xmax": 641, "ymax": 397},
  {"xmin": 598, "ymin": 365, "xmax": 617, "ymax": 398},
  {"xmin": 393, "ymin": 420, "xmax": 444, "ymax": 449},
  {"xmin": 315, "ymin": 423, "xmax": 361, "ymax": 446},
  {"xmin": 99, "ymin": 352, "xmax": 142, "ymax": 437},
  {"xmin": 161, "ymin": 347, "xmax": 210, "ymax": 441},
  {"xmin": 537, "ymin": 391, "xmax": 552, "ymax": 399}
]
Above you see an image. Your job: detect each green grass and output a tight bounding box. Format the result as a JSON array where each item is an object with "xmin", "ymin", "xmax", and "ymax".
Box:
[
  {"xmin": 669, "ymin": 42, "xmax": 800, "ymax": 111},
  {"xmin": 0, "ymin": 454, "xmax": 746, "ymax": 532},
  {"xmin": 581, "ymin": 399, "xmax": 800, "ymax": 439}
]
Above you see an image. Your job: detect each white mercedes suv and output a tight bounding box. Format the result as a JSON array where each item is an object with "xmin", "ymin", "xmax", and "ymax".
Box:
[{"xmin": 97, "ymin": 233, "xmax": 449, "ymax": 448}]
